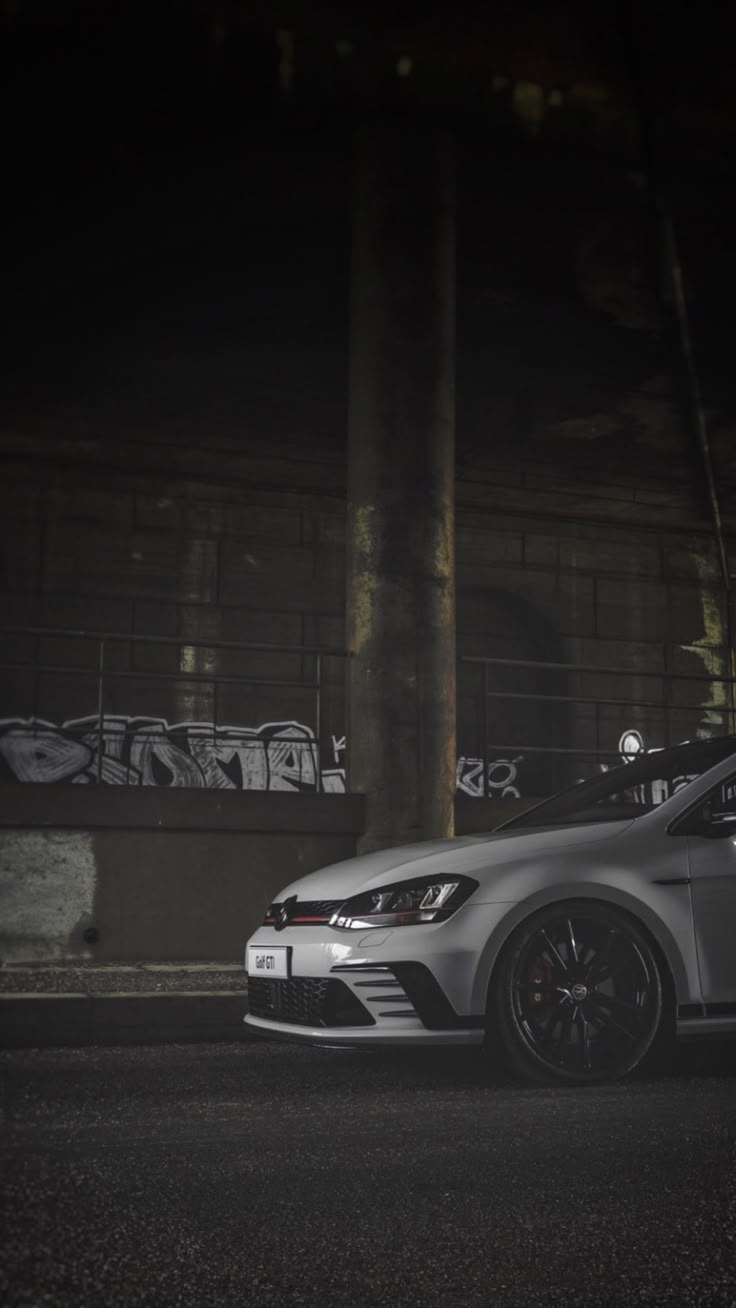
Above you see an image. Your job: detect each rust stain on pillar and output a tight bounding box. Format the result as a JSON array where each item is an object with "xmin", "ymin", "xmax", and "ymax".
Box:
[{"xmin": 346, "ymin": 121, "xmax": 456, "ymax": 853}]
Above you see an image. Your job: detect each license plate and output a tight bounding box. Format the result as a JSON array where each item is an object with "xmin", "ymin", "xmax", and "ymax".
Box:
[{"xmin": 247, "ymin": 945, "xmax": 291, "ymax": 979}]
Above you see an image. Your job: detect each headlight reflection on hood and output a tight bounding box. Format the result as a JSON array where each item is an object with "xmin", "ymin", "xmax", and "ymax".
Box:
[{"xmin": 329, "ymin": 875, "xmax": 478, "ymax": 930}]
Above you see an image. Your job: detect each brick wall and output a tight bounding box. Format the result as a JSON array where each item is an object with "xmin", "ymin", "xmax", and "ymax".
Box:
[
  {"xmin": 454, "ymin": 506, "xmax": 731, "ymax": 800},
  {"xmin": 1, "ymin": 129, "xmax": 734, "ymax": 806},
  {"xmin": 0, "ymin": 454, "xmax": 348, "ymax": 792},
  {"xmin": 1, "ymin": 441, "xmax": 731, "ymax": 806}
]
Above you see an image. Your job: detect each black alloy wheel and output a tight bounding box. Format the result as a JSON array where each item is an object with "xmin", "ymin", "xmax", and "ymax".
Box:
[{"xmin": 491, "ymin": 901, "xmax": 665, "ymax": 1084}]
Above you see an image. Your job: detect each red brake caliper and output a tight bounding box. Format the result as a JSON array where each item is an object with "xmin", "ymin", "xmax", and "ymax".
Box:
[{"xmin": 528, "ymin": 955, "xmax": 553, "ymax": 1008}]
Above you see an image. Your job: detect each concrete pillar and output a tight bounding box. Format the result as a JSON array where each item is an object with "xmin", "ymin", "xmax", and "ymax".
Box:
[{"xmin": 346, "ymin": 122, "xmax": 456, "ymax": 853}]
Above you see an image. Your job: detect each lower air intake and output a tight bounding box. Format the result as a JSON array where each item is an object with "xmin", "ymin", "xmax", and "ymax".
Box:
[{"xmin": 248, "ymin": 977, "xmax": 375, "ymax": 1027}]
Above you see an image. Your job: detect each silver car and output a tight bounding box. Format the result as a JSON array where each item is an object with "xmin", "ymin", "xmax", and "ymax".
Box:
[{"xmin": 244, "ymin": 737, "xmax": 736, "ymax": 1082}]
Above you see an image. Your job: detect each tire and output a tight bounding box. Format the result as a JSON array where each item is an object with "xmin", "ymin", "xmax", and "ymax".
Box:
[{"xmin": 489, "ymin": 900, "xmax": 664, "ymax": 1085}]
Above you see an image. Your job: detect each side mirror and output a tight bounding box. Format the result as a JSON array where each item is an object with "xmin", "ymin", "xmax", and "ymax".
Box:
[
  {"xmin": 700, "ymin": 807, "xmax": 736, "ymax": 839},
  {"xmin": 677, "ymin": 801, "xmax": 736, "ymax": 838}
]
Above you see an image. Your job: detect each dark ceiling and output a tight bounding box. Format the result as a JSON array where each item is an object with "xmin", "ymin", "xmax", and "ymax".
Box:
[{"xmin": 2, "ymin": 1, "xmax": 734, "ymax": 507}]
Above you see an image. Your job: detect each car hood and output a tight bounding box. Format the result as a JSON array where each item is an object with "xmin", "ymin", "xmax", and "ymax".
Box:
[{"xmin": 276, "ymin": 819, "xmax": 635, "ymax": 902}]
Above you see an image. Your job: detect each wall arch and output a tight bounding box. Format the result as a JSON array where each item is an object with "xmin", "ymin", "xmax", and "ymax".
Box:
[{"xmin": 457, "ymin": 586, "xmax": 570, "ymax": 799}]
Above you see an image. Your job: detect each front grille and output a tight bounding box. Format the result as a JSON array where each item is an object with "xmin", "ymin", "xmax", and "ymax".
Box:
[
  {"xmin": 247, "ymin": 977, "xmax": 374, "ymax": 1027},
  {"xmin": 263, "ymin": 899, "xmax": 343, "ymax": 926}
]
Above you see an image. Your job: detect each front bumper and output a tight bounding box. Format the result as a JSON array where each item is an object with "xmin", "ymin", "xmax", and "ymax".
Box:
[{"xmin": 243, "ymin": 902, "xmax": 510, "ymax": 1047}]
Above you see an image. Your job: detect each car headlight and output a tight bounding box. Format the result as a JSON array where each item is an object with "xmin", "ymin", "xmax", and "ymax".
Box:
[{"xmin": 328, "ymin": 875, "xmax": 478, "ymax": 930}]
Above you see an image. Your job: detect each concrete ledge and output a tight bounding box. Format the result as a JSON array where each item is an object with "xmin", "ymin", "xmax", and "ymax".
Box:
[
  {"xmin": 0, "ymin": 783, "xmax": 532, "ymax": 835},
  {"xmin": 0, "ymin": 992, "xmax": 253, "ymax": 1049},
  {"xmin": 0, "ymin": 785, "xmax": 366, "ymax": 834},
  {"xmin": 0, "ymin": 962, "xmax": 245, "ymax": 995}
]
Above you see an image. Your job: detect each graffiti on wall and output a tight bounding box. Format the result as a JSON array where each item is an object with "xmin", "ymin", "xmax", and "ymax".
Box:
[
  {"xmin": 618, "ymin": 729, "xmax": 645, "ymax": 762},
  {"xmin": 0, "ymin": 715, "xmax": 526, "ymax": 797},
  {"xmin": 602, "ymin": 727, "xmax": 720, "ymax": 805},
  {"xmin": 326, "ymin": 731, "xmax": 523, "ymax": 799},
  {"xmin": 455, "ymin": 755, "xmax": 522, "ymax": 799},
  {"xmin": 0, "ymin": 716, "xmax": 331, "ymax": 792}
]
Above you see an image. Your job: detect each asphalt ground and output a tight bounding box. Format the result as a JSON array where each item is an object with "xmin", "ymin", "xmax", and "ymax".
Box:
[{"xmin": 1, "ymin": 1039, "xmax": 735, "ymax": 1308}]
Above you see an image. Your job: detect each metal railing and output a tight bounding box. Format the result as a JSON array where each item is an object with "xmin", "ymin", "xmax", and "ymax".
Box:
[
  {"xmin": 0, "ymin": 625, "xmax": 348, "ymax": 792},
  {"xmin": 460, "ymin": 653, "xmax": 736, "ymax": 798},
  {"xmin": 2, "ymin": 627, "xmax": 734, "ymax": 797}
]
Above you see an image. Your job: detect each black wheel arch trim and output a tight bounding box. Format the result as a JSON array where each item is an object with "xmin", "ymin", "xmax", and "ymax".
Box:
[{"xmin": 475, "ymin": 884, "xmax": 691, "ymax": 1018}]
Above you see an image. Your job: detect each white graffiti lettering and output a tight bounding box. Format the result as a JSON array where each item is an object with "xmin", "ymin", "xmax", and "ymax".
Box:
[
  {"xmin": 455, "ymin": 755, "xmax": 522, "ymax": 799},
  {"xmin": 0, "ymin": 728, "xmax": 93, "ymax": 784},
  {"xmin": 619, "ymin": 729, "xmax": 645, "ymax": 761},
  {"xmin": 0, "ymin": 715, "xmax": 523, "ymax": 797},
  {"xmin": 0, "ymin": 716, "xmax": 326, "ymax": 792},
  {"xmin": 596, "ymin": 727, "xmax": 698, "ymax": 805}
]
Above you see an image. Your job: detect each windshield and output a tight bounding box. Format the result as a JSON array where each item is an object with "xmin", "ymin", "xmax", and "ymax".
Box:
[{"xmin": 500, "ymin": 737, "xmax": 736, "ymax": 829}]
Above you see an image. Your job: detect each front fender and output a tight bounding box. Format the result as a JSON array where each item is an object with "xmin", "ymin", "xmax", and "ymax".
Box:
[{"xmin": 469, "ymin": 880, "xmax": 699, "ymax": 1016}]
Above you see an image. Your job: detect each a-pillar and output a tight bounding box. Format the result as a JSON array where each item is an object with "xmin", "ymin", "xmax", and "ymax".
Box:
[{"xmin": 346, "ymin": 122, "xmax": 456, "ymax": 853}]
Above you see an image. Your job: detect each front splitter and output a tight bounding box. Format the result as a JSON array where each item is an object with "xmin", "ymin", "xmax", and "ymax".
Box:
[{"xmin": 243, "ymin": 1014, "xmax": 484, "ymax": 1047}]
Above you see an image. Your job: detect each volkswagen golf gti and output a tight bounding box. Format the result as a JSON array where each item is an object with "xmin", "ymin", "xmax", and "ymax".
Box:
[{"xmin": 244, "ymin": 736, "xmax": 736, "ymax": 1082}]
